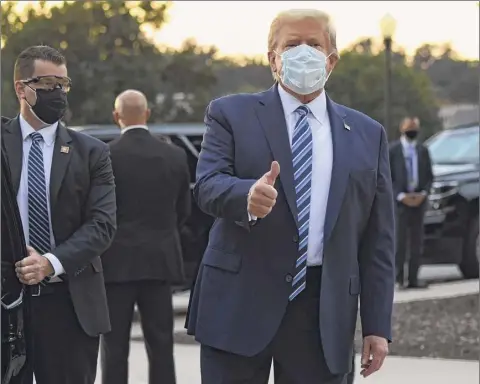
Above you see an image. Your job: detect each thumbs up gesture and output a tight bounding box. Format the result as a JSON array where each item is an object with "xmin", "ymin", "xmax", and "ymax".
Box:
[{"xmin": 247, "ymin": 161, "xmax": 280, "ymax": 219}]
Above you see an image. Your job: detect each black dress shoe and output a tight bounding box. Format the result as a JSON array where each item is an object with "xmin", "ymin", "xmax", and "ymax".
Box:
[{"xmin": 407, "ymin": 281, "xmax": 429, "ymax": 289}]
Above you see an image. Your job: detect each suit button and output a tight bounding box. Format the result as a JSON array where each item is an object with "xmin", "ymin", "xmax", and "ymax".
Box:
[
  {"xmin": 285, "ymin": 274, "xmax": 293, "ymax": 283},
  {"xmin": 293, "ymin": 235, "xmax": 299, "ymax": 243}
]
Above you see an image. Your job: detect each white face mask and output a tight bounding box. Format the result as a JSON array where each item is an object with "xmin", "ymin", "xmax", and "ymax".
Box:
[{"xmin": 275, "ymin": 44, "xmax": 333, "ymax": 95}]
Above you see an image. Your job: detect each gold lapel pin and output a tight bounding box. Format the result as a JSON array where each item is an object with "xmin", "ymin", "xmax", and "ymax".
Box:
[
  {"xmin": 60, "ymin": 146, "xmax": 70, "ymax": 154},
  {"xmin": 344, "ymin": 122, "xmax": 351, "ymax": 131}
]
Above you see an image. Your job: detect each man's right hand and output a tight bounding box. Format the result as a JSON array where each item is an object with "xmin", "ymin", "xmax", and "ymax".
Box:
[
  {"xmin": 400, "ymin": 194, "xmax": 414, "ymax": 207},
  {"xmin": 247, "ymin": 161, "xmax": 280, "ymax": 218}
]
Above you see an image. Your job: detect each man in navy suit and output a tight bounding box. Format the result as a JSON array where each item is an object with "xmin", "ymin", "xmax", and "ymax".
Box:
[{"xmin": 187, "ymin": 8, "xmax": 395, "ymax": 384}]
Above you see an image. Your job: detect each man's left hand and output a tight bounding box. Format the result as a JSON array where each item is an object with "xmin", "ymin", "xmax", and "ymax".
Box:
[
  {"xmin": 410, "ymin": 192, "xmax": 426, "ymax": 207},
  {"xmin": 360, "ymin": 335, "xmax": 389, "ymax": 378},
  {"xmin": 15, "ymin": 246, "xmax": 54, "ymax": 285}
]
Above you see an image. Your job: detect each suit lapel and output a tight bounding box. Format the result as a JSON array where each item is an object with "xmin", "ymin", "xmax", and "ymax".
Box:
[
  {"xmin": 2, "ymin": 116, "xmax": 23, "ymax": 195},
  {"xmin": 50, "ymin": 124, "xmax": 73, "ymax": 210},
  {"xmin": 255, "ymin": 85, "xmax": 298, "ymax": 226},
  {"xmin": 323, "ymin": 97, "xmax": 352, "ymax": 243}
]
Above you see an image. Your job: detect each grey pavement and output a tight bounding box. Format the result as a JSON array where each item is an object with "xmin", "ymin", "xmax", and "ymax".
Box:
[{"xmin": 96, "ymin": 341, "xmax": 479, "ymax": 384}]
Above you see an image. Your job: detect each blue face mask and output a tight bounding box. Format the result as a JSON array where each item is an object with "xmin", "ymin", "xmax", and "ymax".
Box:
[{"xmin": 275, "ymin": 44, "xmax": 333, "ymax": 95}]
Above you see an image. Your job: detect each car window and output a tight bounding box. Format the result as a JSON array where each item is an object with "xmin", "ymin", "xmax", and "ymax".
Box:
[
  {"xmin": 169, "ymin": 135, "xmax": 203, "ymax": 184},
  {"xmin": 426, "ymin": 126, "xmax": 480, "ymax": 164}
]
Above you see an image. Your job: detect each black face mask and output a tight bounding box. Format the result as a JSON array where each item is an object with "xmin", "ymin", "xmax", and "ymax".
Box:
[
  {"xmin": 404, "ymin": 130, "xmax": 419, "ymax": 140},
  {"xmin": 26, "ymin": 87, "xmax": 68, "ymax": 125}
]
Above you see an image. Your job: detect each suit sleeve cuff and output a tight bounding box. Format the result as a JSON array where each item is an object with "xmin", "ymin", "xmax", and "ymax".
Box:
[
  {"xmin": 43, "ymin": 253, "xmax": 65, "ymax": 277},
  {"xmin": 397, "ymin": 192, "xmax": 406, "ymax": 202},
  {"xmin": 247, "ymin": 184, "xmax": 257, "ymax": 223}
]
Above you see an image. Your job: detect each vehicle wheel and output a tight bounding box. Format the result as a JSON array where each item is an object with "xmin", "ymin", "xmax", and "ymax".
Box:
[{"xmin": 459, "ymin": 216, "xmax": 479, "ymax": 279}]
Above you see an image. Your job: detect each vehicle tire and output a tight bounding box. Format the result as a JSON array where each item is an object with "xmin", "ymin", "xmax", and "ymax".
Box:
[{"xmin": 459, "ymin": 216, "xmax": 479, "ymax": 279}]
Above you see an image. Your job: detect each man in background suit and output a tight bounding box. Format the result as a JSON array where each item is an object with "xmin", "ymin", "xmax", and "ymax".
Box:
[
  {"xmin": 389, "ymin": 117, "xmax": 433, "ymax": 289},
  {"xmin": 101, "ymin": 90, "xmax": 191, "ymax": 384},
  {"xmin": 3, "ymin": 45, "xmax": 117, "ymax": 384},
  {"xmin": 187, "ymin": 9, "xmax": 395, "ymax": 384}
]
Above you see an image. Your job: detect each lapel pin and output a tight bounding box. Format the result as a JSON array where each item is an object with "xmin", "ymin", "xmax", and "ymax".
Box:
[
  {"xmin": 60, "ymin": 146, "xmax": 70, "ymax": 154},
  {"xmin": 344, "ymin": 122, "xmax": 351, "ymax": 131}
]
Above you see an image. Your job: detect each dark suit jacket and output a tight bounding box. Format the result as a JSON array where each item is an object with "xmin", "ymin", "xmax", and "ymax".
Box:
[
  {"xmin": 186, "ymin": 85, "xmax": 396, "ymax": 375},
  {"xmin": 1, "ymin": 136, "xmax": 31, "ymax": 384},
  {"xmin": 1, "ymin": 116, "xmax": 117, "ymax": 337},
  {"xmin": 389, "ymin": 140, "xmax": 433, "ymax": 203},
  {"xmin": 101, "ymin": 128, "xmax": 191, "ymax": 284}
]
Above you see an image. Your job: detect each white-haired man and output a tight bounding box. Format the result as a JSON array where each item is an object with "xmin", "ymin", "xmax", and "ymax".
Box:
[{"xmin": 187, "ymin": 9, "xmax": 395, "ymax": 383}]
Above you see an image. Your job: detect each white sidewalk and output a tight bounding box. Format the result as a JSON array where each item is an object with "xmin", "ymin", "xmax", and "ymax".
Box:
[{"xmin": 96, "ymin": 341, "xmax": 479, "ymax": 384}]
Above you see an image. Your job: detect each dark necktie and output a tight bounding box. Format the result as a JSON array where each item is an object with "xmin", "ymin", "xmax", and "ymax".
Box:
[{"xmin": 28, "ymin": 132, "xmax": 52, "ymax": 256}]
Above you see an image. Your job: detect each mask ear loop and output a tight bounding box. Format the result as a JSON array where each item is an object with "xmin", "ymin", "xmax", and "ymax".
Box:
[
  {"xmin": 22, "ymin": 84, "xmax": 38, "ymax": 109},
  {"xmin": 22, "ymin": 84, "xmax": 48, "ymax": 125},
  {"xmin": 324, "ymin": 51, "xmax": 338, "ymax": 84},
  {"xmin": 272, "ymin": 50, "xmax": 284, "ymax": 82}
]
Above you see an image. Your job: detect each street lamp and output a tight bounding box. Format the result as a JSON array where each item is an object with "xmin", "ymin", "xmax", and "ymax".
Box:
[{"xmin": 380, "ymin": 13, "xmax": 397, "ymax": 140}]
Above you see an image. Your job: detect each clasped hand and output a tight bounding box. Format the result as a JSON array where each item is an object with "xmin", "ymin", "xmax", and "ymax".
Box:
[
  {"xmin": 247, "ymin": 161, "xmax": 280, "ymax": 218},
  {"xmin": 15, "ymin": 246, "xmax": 54, "ymax": 285},
  {"xmin": 401, "ymin": 192, "xmax": 425, "ymax": 207}
]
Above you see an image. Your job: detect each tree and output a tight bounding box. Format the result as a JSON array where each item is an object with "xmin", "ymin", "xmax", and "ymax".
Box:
[
  {"xmin": 413, "ymin": 43, "xmax": 479, "ymax": 104},
  {"xmin": 154, "ymin": 39, "xmax": 217, "ymax": 122},
  {"xmin": 211, "ymin": 56, "xmax": 273, "ymax": 96},
  {"xmin": 1, "ymin": 1, "xmax": 217, "ymax": 124},
  {"xmin": 327, "ymin": 48, "xmax": 440, "ymax": 140}
]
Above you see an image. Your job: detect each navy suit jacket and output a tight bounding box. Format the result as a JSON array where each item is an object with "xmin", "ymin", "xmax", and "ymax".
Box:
[{"xmin": 186, "ymin": 85, "xmax": 395, "ymax": 374}]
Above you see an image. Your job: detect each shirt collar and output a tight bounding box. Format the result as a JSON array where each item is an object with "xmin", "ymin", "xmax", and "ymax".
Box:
[
  {"xmin": 401, "ymin": 135, "xmax": 416, "ymax": 148},
  {"xmin": 121, "ymin": 125, "xmax": 148, "ymax": 134},
  {"xmin": 278, "ymin": 85, "xmax": 328, "ymax": 124},
  {"xmin": 19, "ymin": 114, "xmax": 58, "ymax": 146}
]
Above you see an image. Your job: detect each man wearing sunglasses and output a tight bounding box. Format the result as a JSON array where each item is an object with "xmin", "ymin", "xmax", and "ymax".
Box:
[{"xmin": 1, "ymin": 45, "xmax": 117, "ymax": 384}]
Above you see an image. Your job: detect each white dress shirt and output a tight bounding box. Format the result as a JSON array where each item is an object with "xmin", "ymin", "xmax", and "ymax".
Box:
[
  {"xmin": 17, "ymin": 114, "xmax": 65, "ymax": 279},
  {"xmin": 277, "ymin": 86, "xmax": 333, "ymax": 266},
  {"xmin": 121, "ymin": 124, "xmax": 148, "ymax": 134}
]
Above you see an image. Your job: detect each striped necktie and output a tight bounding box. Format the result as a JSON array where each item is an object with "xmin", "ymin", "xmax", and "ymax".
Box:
[
  {"xmin": 406, "ymin": 145, "xmax": 416, "ymax": 192},
  {"xmin": 28, "ymin": 132, "xmax": 52, "ymax": 256},
  {"xmin": 289, "ymin": 105, "xmax": 312, "ymax": 301}
]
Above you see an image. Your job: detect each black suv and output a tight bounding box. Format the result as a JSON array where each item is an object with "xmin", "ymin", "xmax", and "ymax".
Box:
[
  {"xmin": 423, "ymin": 124, "xmax": 479, "ymax": 278},
  {"xmin": 70, "ymin": 123, "xmax": 214, "ymax": 290}
]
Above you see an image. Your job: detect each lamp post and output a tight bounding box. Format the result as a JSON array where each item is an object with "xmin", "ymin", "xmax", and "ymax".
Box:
[{"xmin": 380, "ymin": 13, "xmax": 397, "ymax": 141}]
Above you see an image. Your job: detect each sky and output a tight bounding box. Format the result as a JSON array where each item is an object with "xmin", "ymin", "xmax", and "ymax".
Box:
[
  {"xmin": 154, "ymin": 1, "xmax": 479, "ymax": 60},
  {"xmin": 12, "ymin": 1, "xmax": 480, "ymax": 61}
]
